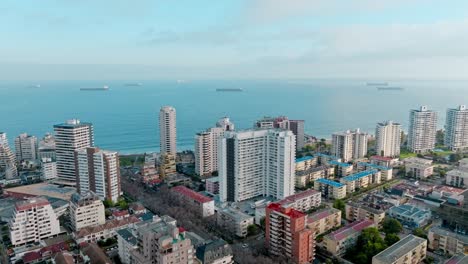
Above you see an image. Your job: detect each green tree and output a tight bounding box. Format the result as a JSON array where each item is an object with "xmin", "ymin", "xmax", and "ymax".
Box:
[
  {"xmin": 413, "ymin": 228, "xmax": 427, "ymax": 239},
  {"xmin": 423, "ymin": 256, "xmax": 435, "ymax": 264},
  {"xmin": 103, "ymin": 199, "xmax": 114, "ymax": 208},
  {"xmin": 346, "ymin": 227, "xmax": 387, "ymax": 264},
  {"xmin": 382, "ymin": 218, "xmax": 403, "ymax": 234},
  {"xmin": 247, "ymin": 224, "xmax": 260, "ymax": 236},
  {"xmin": 450, "ymin": 153, "xmax": 463, "ymax": 163},
  {"xmin": 333, "ymin": 199, "xmax": 346, "ymax": 216},
  {"xmin": 384, "ymin": 233, "xmax": 400, "ymax": 246}
]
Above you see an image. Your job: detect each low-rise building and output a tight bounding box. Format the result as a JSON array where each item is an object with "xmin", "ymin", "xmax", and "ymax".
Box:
[
  {"xmin": 345, "ymin": 201, "xmax": 385, "ymax": 226},
  {"xmin": 446, "ymin": 159, "xmax": 468, "ymax": 188},
  {"xmin": 404, "ymin": 157, "xmax": 434, "ymax": 178},
  {"xmin": 323, "ymin": 219, "xmax": 375, "ymax": 256},
  {"xmin": 206, "ymin": 177, "xmax": 220, "ymax": 195},
  {"xmin": 116, "ymin": 228, "xmax": 138, "ymax": 264},
  {"xmin": 370, "ymin": 155, "xmax": 397, "ymax": 167},
  {"xmin": 41, "ymin": 158, "xmax": 57, "ymax": 180},
  {"xmin": 329, "ymin": 160, "xmax": 353, "ymax": 176},
  {"xmin": 296, "ymin": 156, "xmax": 317, "ymax": 171},
  {"xmin": 216, "ymin": 207, "xmax": 254, "ymax": 238},
  {"xmin": 372, "ymin": 235, "xmax": 427, "ymax": 264},
  {"xmin": 315, "ymin": 153, "xmax": 340, "ymax": 165},
  {"xmin": 357, "ymin": 162, "xmax": 393, "ymax": 181},
  {"xmin": 428, "ymin": 226, "xmax": 468, "ymax": 256},
  {"xmin": 70, "ymin": 192, "xmax": 105, "ymax": 231},
  {"xmin": 81, "ymin": 242, "xmax": 113, "ymax": 264},
  {"xmin": 277, "ymin": 189, "xmax": 321, "ymax": 212},
  {"xmin": 195, "ymin": 239, "xmax": 234, "ymax": 264},
  {"xmin": 306, "ymin": 208, "xmax": 341, "ymax": 236},
  {"xmin": 314, "ymin": 178, "xmax": 346, "ymax": 199},
  {"xmin": 340, "ymin": 170, "xmax": 381, "ymax": 194},
  {"xmin": 388, "ymin": 204, "xmax": 431, "ymax": 228},
  {"xmin": 74, "ymin": 216, "xmax": 140, "ymax": 244},
  {"xmin": 445, "ymin": 254, "xmax": 468, "ymax": 264},
  {"xmin": 295, "ymin": 165, "xmax": 333, "ymax": 188},
  {"xmin": 172, "ymin": 186, "xmax": 215, "ymax": 217}
]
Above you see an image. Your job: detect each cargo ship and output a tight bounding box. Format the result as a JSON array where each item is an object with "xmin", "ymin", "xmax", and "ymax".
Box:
[
  {"xmin": 216, "ymin": 88, "xmax": 243, "ymax": 92},
  {"xmin": 124, "ymin": 83, "xmax": 143, "ymax": 86},
  {"xmin": 80, "ymin": 85, "xmax": 109, "ymax": 91},
  {"xmin": 377, "ymin": 87, "xmax": 404, "ymax": 91},
  {"xmin": 366, "ymin": 82, "xmax": 388, "ymax": 86}
]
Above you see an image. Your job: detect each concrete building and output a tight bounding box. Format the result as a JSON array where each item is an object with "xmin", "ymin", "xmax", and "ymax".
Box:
[
  {"xmin": 295, "ymin": 165, "xmax": 333, "ymax": 188},
  {"xmin": 306, "ymin": 208, "xmax": 342, "ymax": 236},
  {"xmin": 376, "ymin": 121, "xmax": 402, "ymax": 157},
  {"xmin": 195, "ymin": 239, "xmax": 234, "ymax": 264},
  {"xmin": 445, "ymin": 254, "xmax": 468, "ymax": 264},
  {"xmin": 331, "ymin": 129, "xmax": 368, "ymax": 162},
  {"xmin": 277, "ymin": 189, "xmax": 321, "ymax": 212},
  {"xmin": 357, "ymin": 162, "xmax": 393, "ymax": 181},
  {"xmin": 370, "ymin": 155, "xmax": 398, "ymax": 167},
  {"xmin": 41, "ymin": 158, "xmax": 57, "ymax": 180},
  {"xmin": 159, "ymin": 153, "xmax": 177, "ymax": 178},
  {"xmin": 69, "ymin": 192, "xmax": 105, "ymax": 231},
  {"xmin": 38, "ymin": 133, "xmax": 56, "ymax": 161},
  {"xmin": 131, "ymin": 216, "xmax": 195, "ymax": 264},
  {"xmin": 0, "ymin": 132, "xmax": 17, "ymax": 178},
  {"xmin": 295, "ymin": 156, "xmax": 317, "ymax": 171},
  {"xmin": 329, "ymin": 160, "xmax": 353, "ymax": 177},
  {"xmin": 219, "ymin": 129, "xmax": 295, "ymax": 202},
  {"xmin": 206, "ymin": 177, "xmax": 220, "ymax": 194},
  {"xmin": 255, "ymin": 116, "xmax": 305, "ymax": 151},
  {"xmin": 216, "ymin": 207, "xmax": 254, "ymax": 238},
  {"xmin": 314, "ymin": 178, "xmax": 346, "ymax": 199},
  {"xmin": 266, "ymin": 203, "xmax": 315, "ymax": 264},
  {"xmin": 75, "ymin": 147, "xmax": 121, "ymax": 203},
  {"xmin": 408, "ymin": 106, "xmax": 437, "ymax": 153},
  {"xmin": 116, "ymin": 228, "xmax": 138, "ymax": 264},
  {"xmin": 446, "ymin": 158, "xmax": 468, "ymax": 188},
  {"xmin": 290, "ymin": 120, "xmax": 306, "ymax": 151},
  {"xmin": 428, "ymin": 226, "xmax": 468, "ymax": 256},
  {"xmin": 445, "ymin": 105, "xmax": 468, "ymax": 151},
  {"xmin": 388, "ymin": 204, "xmax": 431, "ymax": 228},
  {"xmin": 15, "ymin": 133, "xmax": 38, "ymax": 162},
  {"xmin": 171, "ymin": 186, "xmax": 215, "ymax": 217},
  {"xmin": 404, "ymin": 157, "xmax": 434, "ymax": 178},
  {"xmin": 372, "ymin": 235, "xmax": 427, "ymax": 264},
  {"xmin": 159, "ymin": 106, "xmax": 177, "ymax": 155},
  {"xmin": 345, "ymin": 201, "xmax": 385, "ymax": 226},
  {"xmin": 74, "ymin": 216, "xmax": 140, "ymax": 244},
  {"xmin": 195, "ymin": 117, "xmax": 234, "ymax": 176},
  {"xmin": 323, "ymin": 219, "xmax": 375, "ymax": 256},
  {"xmin": 340, "ymin": 170, "xmax": 381, "ymax": 194},
  {"xmin": 54, "ymin": 119, "xmax": 94, "ymax": 183},
  {"xmin": 9, "ymin": 197, "xmax": 61, "ymax": 246}
]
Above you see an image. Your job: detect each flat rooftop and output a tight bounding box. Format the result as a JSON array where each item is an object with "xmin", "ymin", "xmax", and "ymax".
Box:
[
  {"xmin": 358, "ymin": 162, "xmax": 391, "ymax": 171},
  {"xmin": 296, "ymin": 156, "xmax": 314, "ymax": 163},
  {"xmin": 316, "ymin": 178, "xmax": 345, "ymax": 188},
  {"xmin": 329, "ymin": 160, "xmax": 352, "ymax": 167},
  {"xmin": 5, "ymin": 182, "xmax": 77, "ymax": 200},
  {"xmin": 342, "ymin": 170, "xmax": 378, "ymax": 182},
  {"xmin": 373, "ymin": 235, "xmax": 426, "ymax": 263}
]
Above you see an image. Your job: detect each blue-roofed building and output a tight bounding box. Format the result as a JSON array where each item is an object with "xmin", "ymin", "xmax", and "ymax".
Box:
[
  {"xmin": 295, "ymin": 155, "xmax": 317, "ymax": 171},
  {"xmin": 315, "ymin": 153, "xmax": 341, "ymax": 165},
  {"xmin": 357, "ymin": 162, "xmax": 393, "ymax": 181},
  {"xmin": 329, "ymin": 160, "xmax": 353, "ymax": 176},
  {"xmin": 314, "ymin": 178, "xmax": 346, "ymax": 199},
  {"xmin": 340, "ymin": 170, "xmax": 381, "ymax": 193},
  {"xmin": 388, "ymin": 204, "xmax": 431, "ymax": 229}
]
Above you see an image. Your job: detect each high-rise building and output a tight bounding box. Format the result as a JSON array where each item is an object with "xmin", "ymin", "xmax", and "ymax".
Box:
[
  {"xmin": 54, "ymin": 119, "xmax": 94, "ymax": 183},
  {"xmin": 195, "ymin": 117, "xmax": 235, "ymax": 176},
  {"xmin": 290, "ymin": 120, "xmax": 305, "ymax": 150},
  {"xmin": 218, "ymin": 129, "xmax": 296, "ymax": 202},
  {"xmin": 0, "ymin": 132, "xmax": 17, "ymax": 178},
  {"xmin": 69, "ymin": 192, "xmax": 105, "ymax": 231},
  {"xmin": 41, "ymin": 157, "xmax": 57, "ymax": 180},
  {"xmin": 408, "ymin": 106, "xmax": 437, "ymax": 153},
  {"xmin": 159, "ymin": 106, "xmax": 177, "ymax": 155},
  {"xmin": 14, "ymin": 133, "xmax": 38, "ymax": 162},
  {"xmin": 75, "ymin": 147, "xmax": 121, "ymax": 202},
  {"xmin": 331, "ymin": 129, "xmax": 368, "ymax": 162},
  {"xmin": 38, "ymin": 133, "xmax": 56, "ymax": 160},
  {"xmin": 255, "ymin": 116, "xmax": 305, "ymax": 151},
  {"xmin": 266, "ymin": 203, "xmax": 315, "ymax": 264},
  {"xmin": 9, "ymin": 198, "xmax": 61, "ymax": 246},
  {"xmin": 375, "ymin": 121, "xmax": 401, "ymax": 157},
  {"xmin": 445, "ymin": 105, "xmax": 468, "ymax": 151}
]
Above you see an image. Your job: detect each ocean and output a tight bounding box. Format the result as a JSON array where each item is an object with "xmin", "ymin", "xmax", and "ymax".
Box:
[{"xmin": 1, "ymin": 79, "xmax": 467, "ymax": 154}]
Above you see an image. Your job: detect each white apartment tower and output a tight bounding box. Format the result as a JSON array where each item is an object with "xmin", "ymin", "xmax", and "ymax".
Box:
[
  {"xmin": 331, "ymin": 129, "xmax": 368, "ymax": 162},
  {"xmin": 0, "ymin": 132, "xmax": 17, "ymax": 178},
  {"xmin": 195, "ymin": 117, "xmax": 235, "ymax": 176},
  {"xmin": 9, "ymin": 198, "xmax": 61, "ymax": 246},
  {"xmin": 218, "ymin": 129, "xmax": 296, "ymax": 202},
  {"xmin": 15, "ymin": 133, "xmax": 38, "ymax": 162},
  {"xmin": 54, "ymin": 119, "xmax": 94, "ymax": 183},
  {"xmin": 445, "ymin": 105, "xmax": 468, "ymax": 151},
  {"xmin": 159, "ymin": 106, "xmax": 177, "ymax": 155},
  {"xmin": 69, "ymin": 192, "xmax": 105, "ymax": 231},
  {"xmin": 75, "ymin": 147, "xmax": 121, "ymax": 203},
  {"xmin": 408, "ymin": 106, "xmax": 437, "ymax": 153},
  {"xmin": 376, "ymin": 121, "xmax": 402, "ymax": 157}
]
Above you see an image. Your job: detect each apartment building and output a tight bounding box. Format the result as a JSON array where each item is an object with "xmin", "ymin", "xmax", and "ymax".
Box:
[
  {"xmin": 254, "ymin": 116, "xmax": 305, "ymax": 151},
  {"xmin": 329, "ymin": 160, "xmax": 353, "ymax": 177},
  {"xmin": 295, "ymin": 165, "xmax": 334, "ymax": 188},
  {"xmin": 266, "ymin": 203, "xmax": 315, "ymax": 264},
  {"xmin": 445, "ymin": 105, "xmax": 468, "ymax": 151},
  {"xmin": 295, "ymin": 156, "xmax": 317, "ymax": 171},
  {"xmin": 372, "ymin": 235, "xmax": 427, "ymax": 264},
  {"xmin": 206, "ymin": 177, "xmax": 220, "ymax": 194},
  {"xmin": 38, "ymin": 133, "xmax": 56, "ymax": 161},
  {"xmin": 323, "ymin": 219, "xmax": 375, "ymax": 256},
  {"xmin": 404, "ymin": 157, "xmax": 434, "ymax": 178},
  {"xmin": 314, "ymin": 178, "xmax": 347, "ymax": 199},
  {"xmin": 331, "ymin": 129, "xmax": 368, "ymax": 162},
  {"xmin": 428, "ymin": 226, "xmax": 468, "ymax": 256},
  {"xmin": 69, "ymin": 192, "xmax": 105, "ymax": 231},
  {"xmin": 116, "ymin": 228, "xmax": 138, "ymax": 264},
  {"xmin": 306, "ymin": 207, "xmax": 341, "ymax": 236},
  {"xmin": 375, "ymin": 121, "xmax": 402, "ymax": 157},
  {"xmin": 41, "ymin": 158, "xmax": 57, "ymax": 180},
  {"xmin": 159, "ymin": 106, "xmax": 177, "ymax": 155},
  {"xmin": 340, "ymin": 170, "xmax": 381, "ymax": 194},
  {"xmin": 388, "ymin": 204, "xmax": 431, "ymax": 228},
  {"xmin": 408, "ymin": 106, "xmax": 437, "ymax": 153},
  {"xmin": 171, "ymin": 185, "xmax": 215, "ymax": 217},
  {"xmin": 357, "ymin": 162, "xmax": 393, "ymax": 181},
  {"xmin": 446, "ymin": 158, "xmax": 468, "ymax": 188},
  {"xmin": 345, "ymin": 201, "xmax": 385, "ymax": 226},
  {"xmin": 277, "ymin": 189, "xmax": 321, "ymax": 212},
  {"xmin": 0, "ymin": 132, "xmax": 17, "ymax": 178},
  {"xmin": 195, "ymin": 239, "xmax": 234, "ymax": 264},
  {"xmin": 15, "ymin": 133, "xmax": 38, "ymax": 162},
  {"xmin": 216, "ymin": 207, "xmax": 254, "ymax": 238}
]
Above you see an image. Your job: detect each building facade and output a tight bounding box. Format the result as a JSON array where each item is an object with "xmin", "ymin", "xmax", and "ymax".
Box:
[
  {"xmin": 314, "ymin": 178, "xmax": 347, "ymax": 199},
  {"xmin": 218, "ymin": 129, "xmax": 296, "ymax": 202},
  {"xmin": 372, "ymin": 235, "xmax": 427, "ymax": 264},
  {"xmin": 408, "ymin": 106, "xmax": 437, "ymax": 153},
  {"xmin": 69, "ymin": 192, "xmax": 105, "ymax": 231},
  {"xmin": 54, "ymin": 119, "xmax": 94, "ymax": 183},
  {"xmin": 41, "ymin": 158, "xmax": 57, "ymax": 180},
  {"xmin": 331, "ymin": 129, "xmax": 368, "ymax": 162},
  {"xmin": 340, "ymin": 170, "xmax": 381, "ymax": 194},
  {"xmin": 254, "ymin": 116, "xmax": 305, "ymax": 151},
  {"xmin": 159, "ymin": 106, "xmax": 177, "ymax": 155},
  {"xmin": 171, "ymin": 186, "xmax": 215, "ymax": 217},
  {"xmin": 195, "ymin": 239, "xmax": 234, "ymax": 264},
  {"xmin": 375, "ymin": 121, "xmax": 401, "ymax": 157},
  {"xmin": 428, "ymin": 226, "xmax": 468, "ymax": 256},
  {"xmin": 15, "ymin": 133, "xmax": 38, "ymax": 162},
  {"xmin": 216, "ymin": 207, "xmax": 254, "ymax": 238},
  {"xmin": 446, "ymin": 158, "xmax": 468, "ymax": 188},
  {"xmin": 306, "ymin": 208, "xmax": 342, "ymax": 236},
  {"xmin": 345, "ymin": 202, "xmax": 385, "ymax": 226},
  {"xmin": 445, "ymin": 105, "xmax": 468, "ymax": 151},
  {"xmin": 323, "ymin": 219, "xmax": 375, "ymax": 256},
  {"xmin": 404, "ymin": 157, "xmax": 434, "ymax": 178},
  {"xmin": 277, "ymin": 189, "xmax": 321, "ymax": 212},
  {"xmin": 387, "ymin": 204, "xmax": 431, "ymax": 228},
  {"xmin": 0, "ymin": 132, "xmax": 17, "ymax": 178},
  {"xmin": 75, "ymin": 147, "xmax": 121, "ymax": 202}
]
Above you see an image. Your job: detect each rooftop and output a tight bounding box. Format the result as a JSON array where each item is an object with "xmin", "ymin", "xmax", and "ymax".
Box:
[
  {"xmin": 326, "ymin": 219, "xmax": 374, "ymax": 241},
  {"xmin": 53, "ymin": 119, "xmax": 92, "ymax": 129},
  {"xmin": 116, "ymin": 228, "xmax": 138, "ymax": 246},
  {"xmin": 370, "ymin": 155, "xmax": 394, "ymax": 162},
  {"xmin": 15, "ymin": 197, "xmax": 50, "ymax": 211},
  {"xmin": 329, "ymin": 160, "xmax": 352, "ymax": 167},
  {"xmin": 278, "ymin": 189, "xmax": 320, "ymax": 206},
  {"xmin": 75, "ymin": 216, "xmax": 140, "ymax": 238},
  {"xmin": 342, "ymin": 170, "xmax": 378, "ymax": 182},
  {"xmin": 307, "ymin": 208, "xmax": 340, "ymax": 223},
  {"xmin": 430, "ymin": 226, "xmax": 468, "ymax": 244},
  {"xmin": 373, "ymin": 235, "xmax": 426, "ymax": 263},
  {"xmin": 389, "ymin": 204, "xmax": 430, "ymax": 219},
  {"xmin": 358, "ymin": 162, "xmax": 391, "ymax": 171},
  {"xmin": 445, "ymin": 254, "xmax": 468, "ymax": 264},
  {"xmin": 296, "ymin": 156, "xmax": 314, "ymax": 163},
  {"xmin": 316, "ymin": 178, "xmax": 345, "ymax": 188},
  {"xmin": 219, "ymin": 207, "xmax": 254, "ymax": 221},
  {"xmin": 267, "ymin": 203, "xmax": 306, "ymax": 219},
  {"xmin": 206, "ymin": 176, "xmax": 220, "ymax": 183},
  {"xmin": 172, "ymin": 185, "xmax": 213, "ymax": 203},
  {"xmin": 5, "ymin": 182, "xmax": 76, "ymax": 200}
]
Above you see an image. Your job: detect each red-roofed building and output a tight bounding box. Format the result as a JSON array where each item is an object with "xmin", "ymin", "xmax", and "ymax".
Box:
[
  {"xmin": 112, "ymin": 210, "xmax": 130, "ymax": 220},
  {"xmin": 171, "ymin": 186, "xmax": 214, "ymax": 217},
  {"xmin": 266, "ymin": 203, "xmax": 315, "ymax": 264},
  {"xmin": 277, "ymin": 189, "xmax": 321, "ymax": 212},
  {"xmin": 307, "ymin": 207, "xmax": 342, "ymax": 236},
  {"xmin": 22, "ymin": 241, "xmax": 70, "ymax": 263},
  {"xmin": 370, "ymin": 155, "xmax": 398, "ymax": 167},
  {"xmin": 323, "ymin": 219, "xmax": 375, "ymax": 255}
]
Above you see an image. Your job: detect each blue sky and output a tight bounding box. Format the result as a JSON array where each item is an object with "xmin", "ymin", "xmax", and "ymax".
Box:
[{"xmin": 2, "ymin": 0, "xmax": 468, "ymax": 80}]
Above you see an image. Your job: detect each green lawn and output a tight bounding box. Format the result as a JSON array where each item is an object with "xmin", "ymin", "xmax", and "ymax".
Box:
[{"xmin": 399, "ymin": 151, "xmax": 417, "ymax": 159}]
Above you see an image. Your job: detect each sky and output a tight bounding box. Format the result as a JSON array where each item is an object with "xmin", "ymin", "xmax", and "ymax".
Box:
[{"xmin": 2, "ymin": 0, "xmax": 468, "ymax": 80}]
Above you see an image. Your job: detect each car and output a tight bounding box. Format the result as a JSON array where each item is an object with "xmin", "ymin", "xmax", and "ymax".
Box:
[{"xmin": 242, "ymin": 243, "xmax": 248, "ymax": 248}]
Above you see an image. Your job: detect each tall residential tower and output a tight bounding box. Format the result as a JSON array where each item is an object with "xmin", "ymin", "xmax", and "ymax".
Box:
[
  {"xmin": 15, "ymin": 133, "xmax": 38, "ymax": 162},
  {"xmin": 408, "ymin": 106, "xmax": 437, "ymax": 153},
  {"xmin": 159, "ymin": 106, "xmax": 177, "ymax": 155},
  {"xmin": 331, "ymin": 129, "xmax": 368, "ymax": 162},
  {"xmin": 445, "ymin": 105, "xmax": 468, "ymax": 151},
  {"xmin": 376, "ymin": 121, "xmax": 401, "ymax": 157}
]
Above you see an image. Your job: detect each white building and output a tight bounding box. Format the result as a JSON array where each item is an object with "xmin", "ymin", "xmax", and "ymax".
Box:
[
  {"xmin": 404, "ymin": 157, "xmax": 434, "ymax": 178},
  {"xmin": 372, "ymin": 235, "xmax": 427, "ymax": 264},
  {"xmin": 195, "ymin": 117, "xmax": 234, "ymax": 176},
  {"xmin": 277, "ymin": 189, "xmax": 321, "ymax": 212},
  {"xmin": 217, "ymin": 207, "xmax": 254, "ymax": 238},
  {"xmin": 218, "ymin": 129, "xmax": 296, "ymax": 202},
  {"xmin": 69, "ymin": 192, "xmax": 105, "ymax": 231},
  {"xmin": 0, "ymin": 132, "xmax": 17, "ymax": 178},
  {"xmin": 54, "ymin": 119, "xmax": 94, "ymax": 183},
  {"xmin": 117, "ymin": 228, "xmax": 138, "ymax": 264},
  {"xmin": 445, "ymin": 105, "xmax": 468, "ymax": 151},
  {"xmin": 159, "ymin": 106, "xmax": 177, "ymax": 155},
  {"xmin": 9, "ymin": 198, "xmax": 61, "ymax": 246},
  {"xmin": 331, "ymin": 129, "xmax": 368, "ymax": 162},
  {"xmin": 408, "ymin": 106, "xmax": 437, "ymax": 153},
  {"xmin": 15, "ymin": 133, "xmax": 38, "ymax": 162},
  {"xmin": 171, "ymin": 185, "xmax": 215, "ymax": 217},
  {"xmin": 41, "ymin": 157, "xmax": 57, "ymax": 180},
  {"xmin": 376, "ymin": 121, "xmax": 401, "ymax": 157},
  {"xmin": 38, "ymin": 133, "xmax": 56, "ymax": 160},
  {"xmin": 446, "ymin": 158, "xmax": 468, "ymax": 188},
  {"xmin": 76, "ymin": 147, "xmax": 121, "ymax": 203}
]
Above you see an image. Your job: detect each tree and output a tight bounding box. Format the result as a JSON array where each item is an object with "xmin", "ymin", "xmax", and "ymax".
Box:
[
  {"xmin": 333, "ymin": 199, "xmax": 345, "ymax": 216},
  {"xmin": 247, "ymin": 224, "xmax": 260, "ymax": 236},
  {"xmin": 424, "ymin": 256, "xmax": 435, "ymax": 264},
  {"xmin": 382, "ymin": 218, "xmax": 403, "ymax": 234},
  {"xmin": 103, "ymin": 199, "xmax": 114, "ymax": 208},
  {"xmin": 259, "ymin": 217, "xmax": 266, "ymax": 230},
  {"xmin": 345, "ymin": 227, "xmax": 387, "ymax": 264},
  {"xmin": 450, "ymin": 153, "xmax": 463, "ymax": 163},
  {"xmin": 413, "ymin": 228, "xmax": 427, "ymax": 239},
  {"xmin": 384, "ymin": 233, "xmax": 400, "ymax": 246}
]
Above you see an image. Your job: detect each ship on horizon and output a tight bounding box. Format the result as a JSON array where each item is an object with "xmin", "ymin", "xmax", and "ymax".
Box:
[
  {"xmin": 124, "ymin": 83, "xmax": 143, "ymax": 87},
  {"xmin": 80, "ymin": 85, "xmax": 109, "ymax": 91},
  {"xmin": 377, "ymin": 87, "xmax": 404, "ymax": 91},
  {"xmin": 216, "ymin": 88, "xmax": 243, "ymax": 92},
  {"xmin": 366, "ymin": 82, "xmax": 388, "ymax": 86}
]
